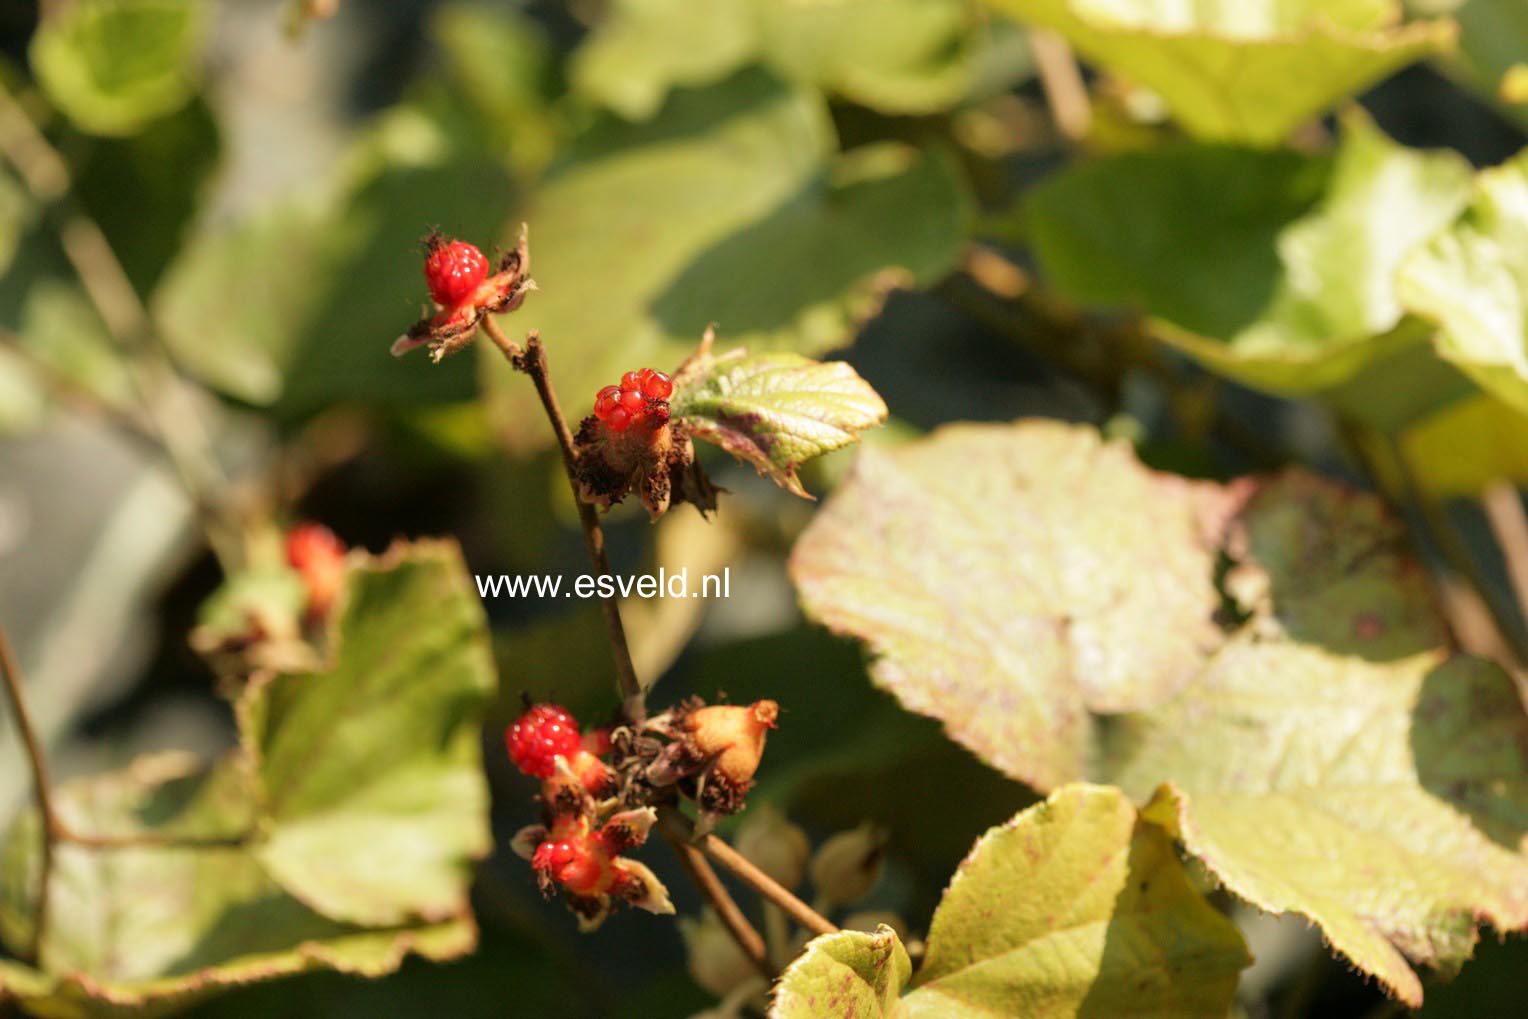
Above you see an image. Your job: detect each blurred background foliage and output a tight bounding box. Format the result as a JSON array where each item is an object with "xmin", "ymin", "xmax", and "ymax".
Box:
[{"xmin": 2, "ymin": 0, "xmax": 1528, "ymax": 1016}]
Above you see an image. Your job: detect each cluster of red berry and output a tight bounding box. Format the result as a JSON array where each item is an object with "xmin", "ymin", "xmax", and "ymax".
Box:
[
  {"xmin": 593, "ymin": 369, "xmax": 673, "ymax": 433},
  {"xmin": 505, "ymin": 703, "xmax": 670, "ymax": 929}
]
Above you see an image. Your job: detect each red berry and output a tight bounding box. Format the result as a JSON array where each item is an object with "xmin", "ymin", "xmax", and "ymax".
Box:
[
  {"xmin": 423, "ymin": 239, "xmax": 489, "ymax": 306},
  {"xmin": 506, "ymin": 704, "xmax": 584, "ymax": 779},
  {"xmin": 532, "ymin": 835, "xmax": 611, "ymax": 896},
  {"xmin": 621, "ymin": 370, "xmax": 643, "ymax": 391},
  {"xmin": 594, "ymin": 385, "xmax": 621, "ymax": 420},
  {"xmin": 606, "ymin": 407, "xmax": 632, "ymax": 432},
  {"xmin": 285, "ymin": 522, "xmax": 347, "ymax": 619},
  {"xmin": 618, "ymin": 389, "xmax": 646, "ymax": 413},
  {"xmin": 641, "ymin": 370, "xmax": 672, "ymax": 400}
]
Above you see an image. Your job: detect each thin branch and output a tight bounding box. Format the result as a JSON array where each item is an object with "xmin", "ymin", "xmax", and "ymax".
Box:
[
  {"xmin": 661, "ymin": 828, "xmax": 775, "ymax": 980},
  {"xmin": 1482, "ymin": 479, "xmax": 1528, "ymax": 634},
  {"xmin": 659, "ymin": 806, "xmax": 837, "ymax": 938},
  {"xmin": 1030, "ymin": 30, "xmax": 1092, "ymax": 142},
  {"xmin": 484, "ymin": 319, "xmax": 644, "ymax": 718},
  {"xmin": 0, "ymin": 81, "xmax": 238, "ymax": 571},
  {"xmin": 0, "ymin": 625, "xmax": 56, "ymax": 965}
]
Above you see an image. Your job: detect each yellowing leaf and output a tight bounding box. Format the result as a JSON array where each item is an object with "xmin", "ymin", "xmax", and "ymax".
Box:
[
  {"xmin": 239, "ymin": 539, "xmax": 497, "ymax": 928},
  {"xmin": 769, "ymin": 925, "xmax": 910, "ymax": 1019},
  {"xmin": 1398, "ymin": 150, "xmax": 1528, "ymax": 417},
  {"xmin": 790, "ymin": 421, "xmax": 1230, "ymax": 790},
  {"xmin": 670, "ymin": 343, "xmax": 888, "ymax": 498},
  {"xmin": 984, "ymin": 0, "xmax": 1455, "ymax": 145},
  {"xmin": 903, "ymin": 784, "xmax": 1250, "ymax": 1019},
  {"xmin": 791, "ymin": 420, "xmax": 1528, "ymax": 1005}
]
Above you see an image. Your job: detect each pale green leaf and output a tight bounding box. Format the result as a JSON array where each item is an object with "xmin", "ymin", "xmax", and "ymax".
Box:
[
  {"xmin": 30, "ymin": 0, "xmax": 205, "ymax": 136},
  {"xmin": 791, "ymin": 420, "xmax": 1528, "ymax": 1005},
  {"xmin": 1025, "ymin": 115, "xmax": 1473, "ymax": 393},
  {"xmin": 572, "ymin": 0, "xmax": 986, "ymax": 120},
  {"xmin": 1397, "ymin": 150, "xmax": 1528, "ymax": 416},
  {"xmin": 769, "ymin": 925, "xmax": 911, "ymax": 1019},
  {"xmin": 489, "ymin": 70, "xmax": 967, "ymax": 451},
  {"xmin": 983, "ymin": 0, "xmax": 1455, "ymax": 145},
  {"xmin": 903, "ymin": 784, "xmax": 1249, "ymax": 1019},
  {"xmin": 0, "ymin": 754, "xmax": 475, "ymax": 1019},
  {"xmin": 237, "ymin": 539, "xmax": 497, "ymax": 927},
  {"xmin": 790, "ymin": 421, "xmax": 1232, "ymax": 790},
  {"xmin": 670, "ymin": 344, "xmax": 888, "ymax": 498}
]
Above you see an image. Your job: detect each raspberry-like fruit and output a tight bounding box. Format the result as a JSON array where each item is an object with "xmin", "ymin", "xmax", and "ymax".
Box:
[
  {"xmin": 507, "ymin": 703, "xmax": 584, "ymax": 779},
  {"xmin": 532, "ymin": 834, "xmax": 612, "ymax": 896},
  {"xmin": 423, "ymin": 238, "xmax": 489, "ymax": 306},
  {"xmin": 285, "ymin": 522, "xmax": 347, "ymax": 619},
  {"xmin": 639, "ymin": 368, "xmax": 672, "ymax": 400}
]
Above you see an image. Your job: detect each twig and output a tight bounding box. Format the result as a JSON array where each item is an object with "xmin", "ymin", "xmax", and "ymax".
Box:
[
  {"xmin": 1030, "ymin": 30, "xmax": 1091, "ymax": 142},
  {"xmin": 658, "ymin": 806, "xmax": 837, "ymax": 938},
  {"xmin": 484, "ymin": 319, "xmax": 644, "ymax": 719},
  {"xmin": 661, "ymin": 828, "xmax": 775, "ymax": 980},
  {"xmin": 0, "ymin": 625, "xmax": 57, "ymax": 965},
  {"xmin": 0, "ymin": 81, "xmax": 238, "ymax": 571},
  {"xmin": 1482, "ymin": 480, "xmax": 1528, "ymax": 633}
]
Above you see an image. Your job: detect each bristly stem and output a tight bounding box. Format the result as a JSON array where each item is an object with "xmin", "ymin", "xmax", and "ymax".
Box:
[
  {"xmin": 0, "ymin": 624, "xmax": 57, "ymax": 966},
  {"xmin": 661, "ymin": 827, "xmax": 776, "ymax": 981},
  {"xmin": 658, "ymin": 805, "xmax": 837, "ymax": 938},
  {"xmin": 483, "ymin": 318, "xmax": 644, "ymax": 720}
]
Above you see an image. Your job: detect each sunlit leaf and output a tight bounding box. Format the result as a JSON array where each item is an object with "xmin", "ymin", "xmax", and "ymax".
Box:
[
  {"xmin": 670, "ymin": 342, "xmax": 888, "ymax": 498},
  {"xmin": 790, "ymin": 420, "xmax": 1231, "ymax": 789},
  {"xmin": 902, "ymin": 784, "xmax": 1250, "ymax": 1019},
  {"xmin": 769, "ymin": 925, "xmax": 910, "ymax": 1019},
  {"xmin": 0, "ymin": 754, "xmax": 475, "ymax": 1019},
  {"xmin": 573, "ymin": 0, "xmax": 986, "ymax": 120},
  {"xmin": 30, "ymin": 0, "xmax": 206, "ymax": 136},
  {"xmin": 489, "ymin": 70, "xmax": 967, "ymax": 451},
  {"xmin": 791, "ymin": 420, "xmax": 1528, "ymax": 1005},
  {"xmin": 238, "ymin": 539, "xmax": 497, "ymax": 927},
  {"xmin": 983, "ymin": 0, "xmax": 1455, "ymax": 144},
  {"xmin": 1025, "ymin": 115, "xmax": 1473, "ymax": 393},
  {"xmin": 1397, "ymin": 149, "xmax": 1528, "ymax": 417}
]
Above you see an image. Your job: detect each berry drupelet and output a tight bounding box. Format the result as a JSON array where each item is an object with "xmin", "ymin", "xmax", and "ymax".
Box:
[{"xmin": 592, "ymin": 368, "xmax": 673, "ymax": 433}]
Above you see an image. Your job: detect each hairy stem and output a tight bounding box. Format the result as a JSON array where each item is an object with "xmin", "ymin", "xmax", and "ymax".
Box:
[
  {"xmin": 661, "ymin": 828, "xmax": 776, "ymax": 980},
  {"xmin": 484, "ymin": 319, "xmax": 645, "ymax": 718},
  {"xmin": 0, "ymin": 625, "xmax": 57, "ymax": 965},
  {"xmin": 659, "ymin": 806, "xmax": 837, "ymax": 938}
]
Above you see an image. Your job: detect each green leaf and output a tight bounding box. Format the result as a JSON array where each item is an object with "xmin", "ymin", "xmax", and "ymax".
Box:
[
  {"xmin": 153, "ymin": 104, "xmax": 514, "ymax": 412},
  {"xmin": 237, "ymin": 539, "xmax": 497, "ymax": 927},
  {"xmin": 1024, "ymin": 115, "xmax": 1473, "ymax": 393},
  {"xmin": 670, "ymin": 342, "xmax": 888, "ymax": 498},
  {"xmin": 982, "ymin": 0, "xmax": 1455, "ymax": 145},
  {"xmin": 0, "ymin": 754, "xmax": 475, "ymax": 1019},
  {"xmin": 902, "ymin": 784, "xmax": 1250, "ymax": 1019},
  {"xmin": 769, "ymin": 925, "xmax": 911, "ymax": 1019},
  {"xmin": 791, "ymin": 420, "xmax": 1528, "ymax": 1005},
  {"xmin": 572, "ymin": 0, "xmax": 986, "ymax": 120},
  {"xmin": 30, "ymin": 0, "xmax": 206, "ymax": 136},
  {"xmin": 790, "ymin": 420, "xmax": 1231, "ymax": 790},
  {"xmin": 489, "ymin": 70, "xmax": 967, "ymax": 451},
  {"xmin": 1397, "ymin": 149, "xmax": 1528, "ymax": 416}
]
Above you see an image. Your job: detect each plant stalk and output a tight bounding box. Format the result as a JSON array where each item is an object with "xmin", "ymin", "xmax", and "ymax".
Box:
[
  {"xmin": 0, "ymin": 625, "xmax": 57, "ymax": 966},
  {"xmin": 661, "ymin": 828, "xmax": 776, "ymax": 981},
  {"xmin": 484, "ymin": 319, "xmax": 645, "ymax": 719}
]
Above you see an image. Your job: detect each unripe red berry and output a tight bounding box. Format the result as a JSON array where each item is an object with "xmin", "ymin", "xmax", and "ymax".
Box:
[
  {"xmin": 641, "ymin": 370, "xmax": 672, "ymax": 400},
  {"xmin": 506, "ymin": 703, "xmax": 583, "ymax": 779},
  {"xmin": 423, "ymin": 239, "xmax": 489, "ymax": 306},
  {"xmin": 621, "ymin": 370, "xmax": 643, "ymax": 390},
  {"xmin": 594, "ymin": 385, "xmax": 621, "ymax": 420},
  {"xmin": 618, "ymin": 389, "xmax": 646, "ymax": 414},
  {"xmin": 285, "ymin": 522, "xmax": 347, "ymax": 619}
]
